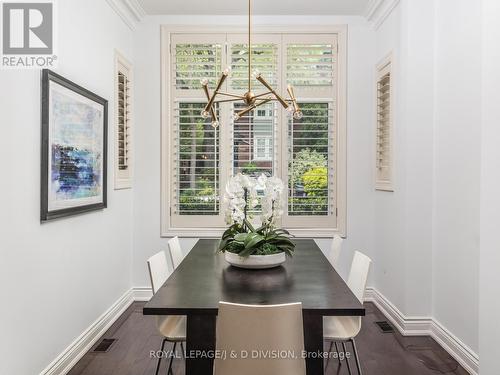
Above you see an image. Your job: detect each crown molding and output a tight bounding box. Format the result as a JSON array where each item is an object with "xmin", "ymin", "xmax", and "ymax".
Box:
[
  {"xmin": 364, "ymin": 0, "xmax": 400, "ymax": 29},
  {"xmin": 106, "ymin": 0, "xmax": 145, "ymax": 30}
]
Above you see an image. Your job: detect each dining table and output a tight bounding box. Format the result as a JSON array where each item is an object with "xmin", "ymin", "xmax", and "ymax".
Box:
[{"xmin": 143, "ymin": 238, "xmax": 365, "ymax": 375}]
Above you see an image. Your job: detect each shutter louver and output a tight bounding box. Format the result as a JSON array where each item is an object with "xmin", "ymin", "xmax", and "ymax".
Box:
[
  {"xmin": 287, "ymin": 44, "xmax": 335, "ymax": 87},
  {"xmin": 288, "ymin": 103, "xmax": 334, "ymax": 216},
  {"xmin": 375, "ymin": 58, "xmax": 394, "ymax": 191},
  {"xmin": 174, "ymin": 43, "xmax": 222, "ymax": 90},
  {"xmin": 174, "ymin": 102, "xmax": 220, "ymax": 215}
]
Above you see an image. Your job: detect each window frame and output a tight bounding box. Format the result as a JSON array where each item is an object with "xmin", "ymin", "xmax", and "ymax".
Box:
[
  {"xmin": 161, "ymin": 25, "xmax": 347, "ymax": 238},
  {"xmin": 253, "ymin": 136, "xmax": 273, "ymax": 161},
  {"xmin": 375, "ymin": 53, "xmax": 394, "ymax": 192}
]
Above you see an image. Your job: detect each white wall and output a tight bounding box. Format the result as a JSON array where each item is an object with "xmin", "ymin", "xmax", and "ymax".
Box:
[
  {"xmin": 372, "ymin": 0, "xmax": 479, "ymax": 356},
  {"xmin": 433, "ymin": 0, "xmax": 480, "ymax": 354},
  {"xmin": 372, "ymin": 0, "xmax": 435, "ymax": 318},
  {"xmin": 132, "ymin": 15, "xmax": 375, "ymax": 287},
  {"xmin": 480, "ymin": 0, "xmax": 500, "ymax": 373},
  {"xmin": 0, "ymin": 1, "xmax": 134, "ymax": 374}
]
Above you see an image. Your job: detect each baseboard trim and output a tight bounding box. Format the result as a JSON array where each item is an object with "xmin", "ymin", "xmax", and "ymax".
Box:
[
  {"xmin": 365, "ymin": 287, "xmax": 479, "ymax": 375},
  {"xmin": 39, "ymin": 289, "xmax": 134, "ymax": 375},
  {"xmin": 132, "ymin": 286, "xmax": 153, "ymax": 301},
  {"xmin": 41, "ymin": 286, "xmax": 478, "ymax": 375}
]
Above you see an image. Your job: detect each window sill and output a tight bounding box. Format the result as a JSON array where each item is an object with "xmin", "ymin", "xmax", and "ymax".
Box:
[{"xmin": 161, "ymin": 227, "xmax": 342, "ymax": 239}]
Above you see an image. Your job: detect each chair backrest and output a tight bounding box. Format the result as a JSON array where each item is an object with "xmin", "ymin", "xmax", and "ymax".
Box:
[
  {"xmin": 346, "ymin": 251, "xmax": 372, "ymax": 303},
  {"xmin": 147, "ymin": 250, "xmax": 169, "ymax": 295},
  {"xmin": 328, "ymin": 235, "xmax": 344, "ymax": 269},
  {"xmin": 168, "ymin": 236, "xmax": 184, "ymax": 269},
  {"xmin": 214, "ymin": 302, "xmax": 306, "ymax": 375}
]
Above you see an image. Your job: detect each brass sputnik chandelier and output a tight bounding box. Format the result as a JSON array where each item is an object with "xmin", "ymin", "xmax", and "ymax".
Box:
[{"xmin": 200, "ymin": 0, "xmax": 302, "ymax": 128}]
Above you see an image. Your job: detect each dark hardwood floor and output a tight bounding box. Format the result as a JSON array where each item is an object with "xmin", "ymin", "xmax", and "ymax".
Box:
[{"xmin": 68, "ymin": 302, "xmax": 469, "ymax": 375}]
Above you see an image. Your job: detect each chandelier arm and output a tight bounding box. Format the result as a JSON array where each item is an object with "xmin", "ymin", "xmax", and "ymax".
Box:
[
  {"xmin": 256, "ymin": 75, "xmax": 289, "ymax": 108},
  {"xmin": 203, "ymin": 73, "xmax": 228, "ymax": 112},
  {"xmin": 217, "ymin": 92, "xmax": 246, "ymax": 99},
  {"xmin": 202, "ymin": 84, "xmax": 217, "ymax": 122},
  {"xmin": 214, "ymin": 98, "xmax": 243, "ymax": 103},
  {"xmin": 254, "ymin": 98, "xmax": 273, "ymax": 107},
  {"xmin": 286, "ymin": 85, "xmax": 296, "ymax": 101},
  {"xmin": 236, "ymin": 105, "xmax": 256, "ymax": 118},
  {"xmin": 236, "ymin": 97, "xmax": 273, "ymax": 119},
  {"xmin": 286, "ymin": 85, "xmax": 302, "ymax": 113},
  {"xmin": 252, "ymin": 91, "xmax": 273, "ymax": 99}
]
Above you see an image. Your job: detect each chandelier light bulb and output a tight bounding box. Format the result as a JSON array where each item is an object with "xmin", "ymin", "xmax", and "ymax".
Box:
[
  {"xmin": 223, "ymin": 66, "xmax": 232, "ymax": 76},
  {"xmin": 286, "ymin": 105, "xmax": 294, "ymax": 113},
  {"xmin": 293, "ymin": 111, "xmax": 304, "ymax": 120},
  {"xmin": 211, "ymin": 120, "xmax": 220, "ymax": 128},
  {"xmin": 200, "ymin": 78, "xmax": 209, "ymax": 86},
  {"xmin": 252, "ymin": 69, "xmax": 261, "ymax": 79},
  {"xmin": 201, "ymin": 110, "xmax": 210, "ymax": 119},
  {"xmin": 232, "ymin": 113, "xmax": 240, "ymax": 121}
]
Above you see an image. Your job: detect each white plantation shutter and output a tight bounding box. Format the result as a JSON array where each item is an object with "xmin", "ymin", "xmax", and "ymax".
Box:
[
  {"xmin": 169, "ymin": 35, "xmax": 226, "ymax": 229},
  {"xmin": 282, "ymin": 35, "xmax": 338, "ymax": 229},
  {"xmin": 287, "ymin": 44, "xmax": 335, "ymax": 86},
  {"xmin": 375, "ymin": 57, "xmax": 394, "ymax": 191},
  {"xmin": 230, "ymin": 43, "xmax": 278, "ymax": 90},
  {"xmin": 173, "ymin": 43, "xmax": 222, "ymax": 90},
  {"xmin": 171, "ymin": 102, "xmax": 224, "ymax": 227},
  {"xmin": 115, "ymin": 52, "xmax": 133, "ymax": 189},
  {"xmin": 171, "ymin": 34, "xmax": 225, "ymax": 99},
  {"xmin": 287, "ymin": 103, "xmax": 334, "ymax": 217}
]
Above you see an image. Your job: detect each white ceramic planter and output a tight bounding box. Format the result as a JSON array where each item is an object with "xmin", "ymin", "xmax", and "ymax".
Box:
[{"xmin": 225, "ymin": 251, "xmax": 286, "ymax": 269}]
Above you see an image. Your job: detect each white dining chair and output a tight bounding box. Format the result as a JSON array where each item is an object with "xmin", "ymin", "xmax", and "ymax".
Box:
[
  {"xmin": 168, "ymin": 236, "xmax": 184, "ymax": 269},
  {"xmin": 328, "ymin": 235, "xmax": 344, "ymax": 270},
  {"xmin": 214, "ymin": 302, "xmax": 306, "ymax": 375},
  {"xmin": 147, "ymin": 250, "xmax": 186, "ymax": 375},
  {"xmin": 324, "ymin": 251, "xmax": 371, "ymax": 375}
]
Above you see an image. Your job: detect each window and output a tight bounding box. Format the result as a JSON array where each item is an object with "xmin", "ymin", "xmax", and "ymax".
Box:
[
  {"xmin": 114, "ymin": 51, "xmax": 133, "ymax": 189},
  {"xmin": 162, "ymin": 27, "xmax": 346, "ymax": 236},
  {"xmin": 254, "ymin": 137, "xmax": 273, "ymax": 161},
  {"xmin": 375, "ymin": 54, "xmax": 394, "ymax": 191}
]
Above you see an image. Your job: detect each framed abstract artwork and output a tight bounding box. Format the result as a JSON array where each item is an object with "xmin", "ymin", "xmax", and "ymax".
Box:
[{"xmin": 41, "ymin": 69, "xmax": 108, "ymax": 221}]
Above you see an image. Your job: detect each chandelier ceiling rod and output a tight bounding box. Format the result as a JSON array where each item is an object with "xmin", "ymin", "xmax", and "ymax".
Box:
[
  {"xmin": 200, "ymin": 0, "xmax": 303, "ymax": 128},
  {"xmin": 248, "ymin": 0, "xmax": 252, "ymax": 93}
]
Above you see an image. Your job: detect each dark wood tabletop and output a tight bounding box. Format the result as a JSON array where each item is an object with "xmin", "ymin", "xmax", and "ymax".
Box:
[{"xmin": 143, "ymin": 238, "xmax": 365, "ymax": 317}]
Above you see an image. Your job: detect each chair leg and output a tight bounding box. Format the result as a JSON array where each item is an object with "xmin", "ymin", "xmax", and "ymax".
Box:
[
  {"xmin": 342, "ymin": 342, "xmax": 352, "ymax": 375},
  {"xmin": 155, "ymin": 338, "xmax": 167, "ymax": 375},
  {"xmin": 324, "ymin": 341, "xmax": 334, "ymax": 370},
  {"xmin": 350, "ymin": 338, "xmax": 362, "ymax": 375},
  {"xmin": 167, "ymin": 342, "xmax": 177, "ymax": 375},
  {"xmin": 334, "ymin": 342, "xmax": 342, "ymax": 365}
]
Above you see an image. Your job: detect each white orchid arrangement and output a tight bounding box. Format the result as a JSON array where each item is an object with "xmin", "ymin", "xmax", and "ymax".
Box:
[
  {"xmin": 223, "ymin": 173, "xmax": 258, "ymax": 226},
  {"xmin": 219, "ymin": 173, "xmax": 294, "ymax": 257}
]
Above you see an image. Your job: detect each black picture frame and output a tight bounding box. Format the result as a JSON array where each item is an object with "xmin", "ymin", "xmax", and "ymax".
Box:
[{"xmin": 41, "ymin": 69, "xmax": 108, "ymax": 221}]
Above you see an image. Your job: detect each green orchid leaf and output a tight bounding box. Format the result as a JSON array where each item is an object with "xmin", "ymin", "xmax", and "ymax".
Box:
[
  {"xmin": 244, "ymin": 218, "xmax": 256, "ymax": 232},
  {"xmin": 234, "ymin": 233, "xmax": 249, "ymax": 242},
  {"xmin": 244, "ymin": 233, "xmax": 265, "ymax": 249}
]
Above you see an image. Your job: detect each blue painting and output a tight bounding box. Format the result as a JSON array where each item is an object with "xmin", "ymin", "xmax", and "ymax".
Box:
[{"xmin": 48, "ymin": 81, "xmax": 104, "ymax": 211}]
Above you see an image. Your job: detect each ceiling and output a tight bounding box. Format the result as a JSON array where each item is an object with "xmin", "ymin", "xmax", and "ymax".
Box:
[{"xmin": 137, "ymin": 0, "xmax": 371, "ymax": 16}]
